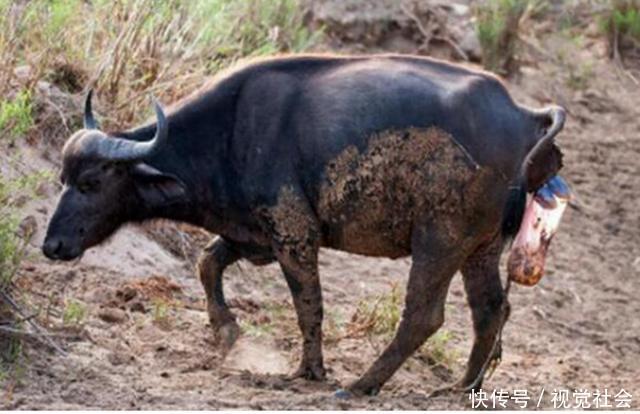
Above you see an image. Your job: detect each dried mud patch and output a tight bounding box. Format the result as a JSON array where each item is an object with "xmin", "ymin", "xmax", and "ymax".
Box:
[{"xmin": 318, "ymin": 126, "xmax": 494, "ymax": 257}]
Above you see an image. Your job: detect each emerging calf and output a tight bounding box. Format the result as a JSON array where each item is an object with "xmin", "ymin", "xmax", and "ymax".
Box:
[{"xmin": 43, "ymin": 54, "xmax": 567, "ymax": 396}]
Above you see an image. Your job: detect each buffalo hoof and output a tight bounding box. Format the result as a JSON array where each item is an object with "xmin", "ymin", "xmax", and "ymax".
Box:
[
  {"xmin": 216, "ymin": 321, "xmax": 240, "ymax": 357},
  {"xmin": 334, "ymin": 388, "xmax": 353, "ymax": 400},
  {"xmin": 344, "ymin": 383, "xmax": 380, "ymax": 397},
  {"xmin": 427, "ymin": 383, "xmax": 465, "ymax": 399}
]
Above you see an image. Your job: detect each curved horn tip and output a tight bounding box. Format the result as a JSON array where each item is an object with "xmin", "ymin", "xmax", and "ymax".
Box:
[
  {"xmin": 84, "ymin": 89, "xmax": 98, "ymax": 129},
  {"xmin": 150, "ymin": 94, "xmax": 169, "ymax": 149},
  {"xmin": 150, "ymin": 93, "xmax": 162, "ymax": 109},
  {"xmin": 150, "ymin": 95, "xmax": 167, "ymax": 121}
]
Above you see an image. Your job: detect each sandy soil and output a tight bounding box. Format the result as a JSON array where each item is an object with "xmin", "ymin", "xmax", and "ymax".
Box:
[{"xmin": 2, "ymin": 1, "xmax": 639, "ymax": 410}]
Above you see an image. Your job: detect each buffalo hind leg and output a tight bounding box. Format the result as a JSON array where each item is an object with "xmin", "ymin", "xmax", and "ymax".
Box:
[
  {"xmin": 197, "ymin": 237, "xmax": 274, "ymax": 351},
  {"xmin": 457, "ymin": 237, "xmax": 509, "ymax": 390},
  {"xmin": 347, "ymin": 225, "xmax": 465, "ymax": 396}
]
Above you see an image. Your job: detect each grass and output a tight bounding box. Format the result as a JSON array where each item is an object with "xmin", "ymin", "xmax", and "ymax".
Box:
[
  {"xmin": 0, "ymin": 170, "xmax": 51, "ymax": 394},
  {"xmin": 0, "ymin": 0, "xmax": 321, "ymax": 128},
  {"xmin": 555, "ymin": 33, "xmax": 595, "ymax": 90},
  {"xmin": 348, "ymin": 283, "xmax": 403, "ymax": 339},
  {"xmin": 416, "ymin": 329, "xmax": 459, "ymax": 368},
  {"xmin": 151, "ymin": 298, "xmax": 176, "ymax": 330},
  {"xmin": 348, "ymin": 284, "xmax": 459, "ymax": 369},
  {"xmin": 0, "ymin": 332, "xmax": 26, "ymax": 396},
  {"xmin": 0, "ymin": 172, "xmax": 46, "ymax": 288},
  {"xmin": 600, "ymin": 0, "xmax": 640, "ymax": 57},
  {"xmin": 0, "ymin": 91, "xmax": 33, "ymax": 142},
  {"xmin": 239, "ymin": 301, "xmax": 290, "ymax": 338},
  {"xmin": 62, "ymin": 299, "xmax": 86, "ymax": 326},
  {"xmin": 239, "ymin": 319, "xmax": 275, "ymax": 338},
  {"xmin": 474, "ymin": 0, "xmax": 531, "ymax": 74}
]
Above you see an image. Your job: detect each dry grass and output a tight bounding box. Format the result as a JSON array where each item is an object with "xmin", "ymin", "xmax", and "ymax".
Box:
[
  {"xmin": 347, "ymin": 283, "xmax": 403, "ymax": 339},
  {"xmin": 0, "ymin": 0, "xmax": 321, "ymax": 129}
]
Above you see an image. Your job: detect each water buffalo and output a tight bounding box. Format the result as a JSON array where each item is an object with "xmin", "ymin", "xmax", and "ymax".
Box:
[{"xmin": 43, "ymin": 54, "xmax": 566, "ymax": 396}]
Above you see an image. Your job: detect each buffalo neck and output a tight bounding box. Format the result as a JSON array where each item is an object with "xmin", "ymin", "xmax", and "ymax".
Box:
[{"xmin": 116, "ymin": 99, "xmax": 238, "ymax": 232}]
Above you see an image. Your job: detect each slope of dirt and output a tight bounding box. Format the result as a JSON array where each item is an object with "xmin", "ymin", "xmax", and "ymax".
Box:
[{"xmin": 3, "ymin": 2, "xmax": 640, "ymax": 410}]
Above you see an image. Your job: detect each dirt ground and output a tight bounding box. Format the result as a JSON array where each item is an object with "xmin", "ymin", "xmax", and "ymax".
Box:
[{"xmin": 2, "ymin": 0, "xmax": 639, "ymax": 410}]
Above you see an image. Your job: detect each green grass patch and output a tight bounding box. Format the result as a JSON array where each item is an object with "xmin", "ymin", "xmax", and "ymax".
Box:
[
  {"xmin": 239, "ymin": 318, "xmax": 275, "ymax": 338},
  {"xmin": 0, "ymin": 332, "xmax": 26, "ymax": 392},
  {"xmin": 0, "ymin": 91, "xmax": 33, "ymax": 142},
  {"xmin": 62, "ymin": 299, "xmax": 86, "ymax": 326},
  {"xmin": 417, "ymin": 329, "xmax": 460, "ymax": 368},
  {"xmin": 600, "ymin": 0, "xmax": 640, "ymax": 56}
]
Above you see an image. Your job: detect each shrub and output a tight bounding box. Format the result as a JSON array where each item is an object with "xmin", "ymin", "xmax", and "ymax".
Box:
[
  {"xmin": 601, "ymin": 0, "xmax": 640, "ymax": 57},
  {"xmin": 474, "ymin": 0, "xmax": 530, "ymax": 74}
]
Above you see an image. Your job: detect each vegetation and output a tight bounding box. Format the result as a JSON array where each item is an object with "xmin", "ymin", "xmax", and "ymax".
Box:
[
  {"xmin": 348, "ymin": 283, "xmax": 403, "ymax": 339},
  {"xmin": 0, "ymin": 173, "xmax": 44, "ymax": 288},
  {"xmin": 151, "ymin": 298, "xmax": 177, "ymax": 330},
  {"xmin": 555, "ymin": 33, "xmax": 595, "ymax": 91},
  {"xmin": 474, "ymin": 0, "xmax": 531, "ymax": 74},
  {"xmin": 62, "ymin": 300, "xmax": 86, "ymax": 326},
  {"xmin": 416, "ymin": 329, "xmax": 459, "ymax": 368},
  {"xmin": 0, "ymin": 172, "xmax": 48, "ymax": 393},
  {"xmin": 0, "ymin": 91, "xmax": 33, "ymax": 143},
  {"xmin": 0, "ymin": 331, "xmax": 25, "ymax": 396},
  {"xmin": 601, "ymin": 0, "xmax": 640, "ymax": 57},
  {"xmin": 240, "ymin": 318, "xmax": 275, "ymax": 338},
  {"xmin": 0, "ymin": 0, "xmax": 321, "ymax": 127},
  {"xmin": 348, "ymin": 285, "xmax": 458, "ymax": 369}
]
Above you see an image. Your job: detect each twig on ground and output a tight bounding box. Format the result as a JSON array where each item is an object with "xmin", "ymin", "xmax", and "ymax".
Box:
[{"xmin": 0, "ymin": 290, "xmax": 67, "ymax": 356}]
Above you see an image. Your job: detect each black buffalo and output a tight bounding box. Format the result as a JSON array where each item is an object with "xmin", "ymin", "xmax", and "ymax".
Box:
[{"xmin": 43, "ymin": 54, "xmax": 565, "ymax": 396}]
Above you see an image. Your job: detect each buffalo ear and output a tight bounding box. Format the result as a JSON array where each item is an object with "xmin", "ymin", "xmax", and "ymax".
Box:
[{"xmin": 131, "ymin": 163, "xmax": 187, "ymax": 207}]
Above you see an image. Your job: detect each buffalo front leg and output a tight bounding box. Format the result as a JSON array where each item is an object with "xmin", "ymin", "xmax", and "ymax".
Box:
[
  {"xmin": 197, "ymin": 237, "xmax": 243, "ymax": 351},
  {"xmin": 457, "ymin": 237, "xmax": 509, "ymax": 390},
  {"xmin": 263, "ymin": 189, "xmax": 325, "ymax": 381},
  {"xmin": 347, "ymin": 226, "xmax": 464, "ymax": 396},
  {"xmin": 280, "ymin": 262, "xmax": 325, "ymax": 381}
]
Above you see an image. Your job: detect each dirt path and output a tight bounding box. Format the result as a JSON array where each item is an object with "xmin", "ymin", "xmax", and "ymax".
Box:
[{"xmin": 3, "ymin": 2, "xmax": 640, "ymax": 410}]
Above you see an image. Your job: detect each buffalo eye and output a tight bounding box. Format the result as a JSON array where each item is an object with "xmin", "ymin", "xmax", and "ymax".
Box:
[{"xmin": 77, "ymin": 178, "xmax": 101, "ymax": 194}]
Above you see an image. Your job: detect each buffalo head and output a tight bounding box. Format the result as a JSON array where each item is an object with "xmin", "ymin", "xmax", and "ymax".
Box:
[{"xmin": 43, "ymin": 91, "xmax": 186, "ymax": 260}]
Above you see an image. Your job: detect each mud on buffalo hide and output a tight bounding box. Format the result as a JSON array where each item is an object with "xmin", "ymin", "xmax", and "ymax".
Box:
[{"xmin": 313, "ymin": 127, "xmax": 505, "ymax": 258}]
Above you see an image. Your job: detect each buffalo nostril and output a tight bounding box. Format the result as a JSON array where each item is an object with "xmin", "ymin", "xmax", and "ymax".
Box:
[
  {"xmin": 43, "ymin": 239, "xmax": 64, "ymax": 259},
  {"xmin": 54, "ymin": 240, "xmax": 63, "ymax": 254}
]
